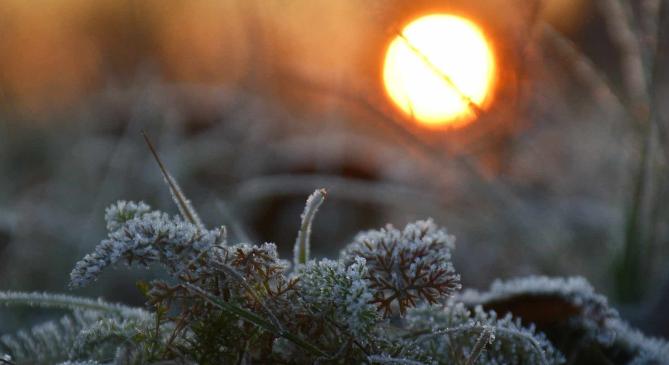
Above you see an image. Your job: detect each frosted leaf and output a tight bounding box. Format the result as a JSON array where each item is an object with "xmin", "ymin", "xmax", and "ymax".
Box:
[
  {"xmin": 104, "ymin": 201, "xmax": 151, "ymax": 233},
  {"xmin": 293, "ymin": 188, "xmax": 326, "ymax": 267},
  {"xmin": 0, "ymin": 291, "xmax": 148, "ymax": 319},
  {"xmin": 0, "ymin": 311, "xmax": 103, "ymax": 364},
  {"xmin": 607, "ymin": 319, "xmax": 669, "ymax": 365},
  {"xmin": 298, "ymin": 257, "xmax": 379, "ymax": 339},
  {"xmin": 70, "ymin": 201, "xmax": 225, "ymax": 288},
  {"xmin": 406, "ymin": 303, "xmax": 566, "ymax": 365},
  {"xmin": 458, "ymin": 276, "xmax": 619, "ymax": 343},
  {"xmin": 341, "ymin": 219, "xmax": 461, "ymax": 316},
  {"xmin": 69, "ymin": 316, "xmax": 153, "ymax": 361}
]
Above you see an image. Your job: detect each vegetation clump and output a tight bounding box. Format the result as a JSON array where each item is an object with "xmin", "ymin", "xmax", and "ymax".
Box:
[{"xmin": 1, "ymin": 150, "xmax": 667, "ymax": 364}]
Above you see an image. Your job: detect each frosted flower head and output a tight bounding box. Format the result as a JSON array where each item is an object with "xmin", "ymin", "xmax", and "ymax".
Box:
[
  {"xmin": 224, "ymin": 242, "xmax": 290, "ymax": 283},
  {"xmin": 298, "ymin": 257, "xmax": 379, "ymax": 339},
  {"xmin": 104, "ymin": 201, "xmax": 151, "ymax": 233},
  {"xmin": 341, "ymin": 219, "xmax": 461, "ymax": 316},
  {"xmin": 70, "ymin": 201, "xmax": 224, "ymax": 288}
]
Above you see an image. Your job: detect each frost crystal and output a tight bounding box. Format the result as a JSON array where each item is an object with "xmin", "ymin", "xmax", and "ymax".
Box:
[
  {"xmin": 56, "ymin": 193, "xmax": 667, "ymax": 364},
  {"xmin": 607, "ymin": 319, "xmax": 669, "ymax": 365},
  {"xmin": 341, "ymin": 219, "xmax": 461, "ymax": 316},
  {"xmin": 406, "ymin": 303, "xmax": 566, "ymax": 365},
  {"xmin": 458, "ymin": 276, "xmax": 619, "ymax": 343},
  {"xmin": 70, "ymin": 201, "xmax": 225, "ymax": 288},
  {"xmin": 298, "ymin": 257, "xmax": 379, "ymax": 338},
  {"xmin": 103, "ymin": 201, "xmax": 151, "ymax": 233},
  {"xmin": 293, "ymin": 189, "xmax": 326, "ymax": 267},
  {"xmin": 459, "ymin": 276, "xmax": 614, "ymax": 316}
]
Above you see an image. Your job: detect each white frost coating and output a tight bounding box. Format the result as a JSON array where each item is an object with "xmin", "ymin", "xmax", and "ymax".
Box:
[
  {"xmin": 1, "ymin": 310, "xmax": 106, "ymax": 363},
  {"xmin": 298, "ymin": 257, "xmax": 378, "ymax": 339},
  {"xmin": 460, "ymin": 276, "xmax": 600, "ymax": 303},
  {"xmin": 341, "ymin": 219, "xmax": 460, "ymax": 315},
  {"xmin": 70, "ymin": 201, "xmax": 225, "ymax": 288},
  {"xmin": 406, "ymin": 303, "xmax": 565, "ymax": 365},
  {"xmin": 607, "ymin": 318, "xmax": 669, "ymax": 365},
  {"xmin": 293, "ymin": 188, "xmax": 326, "ymax": 268},
  {"xmin": 69, "ymin": 315, "xmax": 153, "ymax": 360},
  {"xmin": 0, "ymin": 291, "xmax": 148, "ymax": 319},
  {"xmin": 103, "ymin": 200, "xmax": 151, "ymax": 233},
  {"xmin": 457, "ymin": 276, "xmax": 618, "ymax": 325}
]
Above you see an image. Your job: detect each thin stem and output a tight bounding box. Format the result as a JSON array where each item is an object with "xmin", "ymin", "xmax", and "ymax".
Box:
[
  {"xmin": 0, "ymin": 291, "xmax": 147, "ymax": 319},
  {"xmin": 142, "ymin": 131, "xmax": 204, "ymax": 229},
  {"xmin": 465, "ymin": 325, "xmax": 494, "ymax": 365},
  {"xmin": 184, "ymin": 283, "xmax": 327, "ymax": 357},
  {"xmin": 294, "ymin": 188, "xmax": 327, "ymax": 267}
]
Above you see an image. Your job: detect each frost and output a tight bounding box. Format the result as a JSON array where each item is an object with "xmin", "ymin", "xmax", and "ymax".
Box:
[
  {"xmin": 458, "ymin": 276, "xmax": 619, "ymax": 343},
  {"xmin": 607, "ymin": 319, "xmax": 669, "ymax": 365},
  {"xmin": 13, "ymin": 193, "xmax": 662, "ymax": 364},
  {"xmin": 293, "ymin": 188, "xmax": 326, "ymax": 267},
  {"xmin": 406, "ymin": 303, "xmax": 566, "ymax": 365},
  {"xmin": 0, "ymin": 291, "xmax": 149, "ymax": 319},
  {"xmin": 459, "ymin": 276, "xmax": 614, "ymax": 317},
  {"xmin": 341, "ymin": 219, "xmax": 461, "ymax": 316},
  {"xmin": 69, "ymin": 201, "xmax": 225, "ymax": 288},
  {"xmin": 298, "ymin": 257, "xmax": 379, "ymax": 339},
  {"xmin": 104, "ymin": 200, "xmax": 151, "ymax": 233}
]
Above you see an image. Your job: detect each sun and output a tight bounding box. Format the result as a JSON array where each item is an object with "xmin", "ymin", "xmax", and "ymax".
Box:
[{"xmin": 383, "ymin": 14, "xmax": 496, "ymax": 128}]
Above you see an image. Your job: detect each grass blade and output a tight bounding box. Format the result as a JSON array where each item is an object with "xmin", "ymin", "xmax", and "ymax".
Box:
[
  {"xmin": 293, "ymin": 189, "xmax": 327, "ymax": 267},
  {"xmin": 142, "ymin": 131, "xmax": 204, "ymax": 229}
]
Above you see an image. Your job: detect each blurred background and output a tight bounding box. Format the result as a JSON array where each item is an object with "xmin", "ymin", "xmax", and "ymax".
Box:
[{"xmin": 1, "ymin": 0, "xmax": 668, "ymax": 339}]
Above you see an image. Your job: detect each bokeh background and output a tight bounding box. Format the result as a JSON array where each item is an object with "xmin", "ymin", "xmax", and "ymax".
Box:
[{"xmin": 1, "ymin": 0, "xmax": 668, "ymax": 339}]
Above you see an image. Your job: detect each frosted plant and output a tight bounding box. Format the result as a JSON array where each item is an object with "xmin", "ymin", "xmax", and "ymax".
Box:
[
  {"xmin": 341, "ymin": 219, "xmax": 461, "ymax": 316},
  {"xmin": 0, "ymin": 291, "xmax": 148, "ymax": 319},
  {"xmin": 69, "ymin": 203, "xmax": 226, "ymax": 288},
  {"xmin": 459, "ymin": 276, "xmax": 617, "ymax": 321},
  {"xmin": 4, "ymin": 142, "xmax": 668, "ymax": 364},
  {"xmin": 605, "ymin": 319, "xmax": 669, "ymax": 365},
  {"xmin": 405, "ymin": 303, "xmax": 565, "ymax": 365},
  {"xmin": 104, "ymin": 201, "xmax": 152, "ymax": 233},
  {"xmin": 293, "ymin": 189, "xmax": 326, "ymax": 267},
  {"xmin": 0, "ymin": 311, "xmax": 102, "ymax": 363},
  {"xmin": 456, "ymin": 276, "xmax": 669, "ymax": 365},
  {"xmin": 69, "ymin": 316, "xmax": 155, "ymax": 361},
  {"xmin": 460, "ymin": 276, "xmax": 618, "ymax": 347},
  {"xmin": 0, "ymin": 291, "xmax": 155, "ymax": 365},
  {"xmin": 297, "ymin": 257, "xmax": 378, "ymax": 339}
]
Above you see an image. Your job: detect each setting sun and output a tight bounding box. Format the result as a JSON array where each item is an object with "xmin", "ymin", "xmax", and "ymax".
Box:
[{"xmin": 383, "ymin": 14, "xmax": 496, "ymax": 128}]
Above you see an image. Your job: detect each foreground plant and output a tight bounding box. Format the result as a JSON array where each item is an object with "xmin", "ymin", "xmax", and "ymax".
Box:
[{"xmin": 1, "ymin": 141, "xmax": 667, "ymax": 364}]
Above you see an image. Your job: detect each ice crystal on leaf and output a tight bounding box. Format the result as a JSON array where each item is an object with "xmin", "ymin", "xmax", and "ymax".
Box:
[
  {"xmin": 69, "ymin": 201, "xmax": 225, "ymax": 288},
  {"xmin": 103, "ymin": 201, "xmax": 151, "ymax": 233},
  {"xmin": 405, "ymin": 303, "xmax": 566, "ymax": 365},
  {"xmin": 341, "ymin": 219, "xmax": 461, "ymax": 316},
  {"xmin": 298, "ymin": 257, "xmax": 379, "ymax": 339},
  {"xmin": 606, "ymin": 319, "xmax": 669, "ymax": 365},
  {"xmin": 4, "ymin": 186, "xmax": 666, "ymax": 364},
  {"xmin": 458, "ymin": 276, "xmax": 617, "ymax": 322}
]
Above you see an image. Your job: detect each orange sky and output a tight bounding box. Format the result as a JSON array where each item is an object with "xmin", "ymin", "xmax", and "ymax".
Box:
[{"xmin": 0, "ymin": 0, "xmax": 591, "ymax": 116}]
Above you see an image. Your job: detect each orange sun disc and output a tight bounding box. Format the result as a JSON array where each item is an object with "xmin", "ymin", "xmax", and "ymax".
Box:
[{"xmin": 383, "ymin": 14, "xmax": 496, "ymax": 128}]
